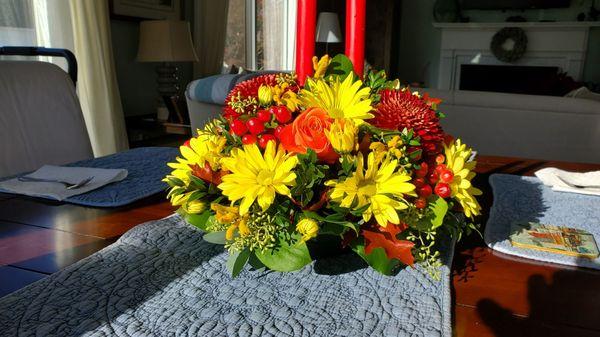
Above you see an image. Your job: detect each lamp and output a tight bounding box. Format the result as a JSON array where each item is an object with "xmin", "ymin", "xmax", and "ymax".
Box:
[
  {"xmin": 316, "ymin": 12, "xmax": 342, "ymax": 54},
  {"xmin": 137, "ymin": 20, "xmax": 198, "ymax": 121}
]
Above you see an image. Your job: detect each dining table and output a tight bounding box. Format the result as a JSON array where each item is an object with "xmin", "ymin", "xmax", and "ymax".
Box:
[{"xmin": 0, "ymin": 155, "xmax": 599, "ymax": 337}]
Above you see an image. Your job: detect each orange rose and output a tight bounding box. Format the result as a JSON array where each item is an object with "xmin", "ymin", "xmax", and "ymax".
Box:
[{"xmin": 280, "ymin": 108, "xmax": 339, "ymax": 164}]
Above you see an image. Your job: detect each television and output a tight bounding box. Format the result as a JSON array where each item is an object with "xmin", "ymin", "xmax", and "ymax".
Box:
[{"xmin": 460, "ymin": 0, "xmax": 571, "ymax": 10}]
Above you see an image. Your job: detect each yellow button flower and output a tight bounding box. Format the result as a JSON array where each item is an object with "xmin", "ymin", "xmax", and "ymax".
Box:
[
  {"xmin": 296, "ymin": 218, "xmax": 319, "ymax": 242},
  {"xmin": 258, "ymin": 85, "xmax": 273, "ymax": 106},
  {"xmin": 184, "ymin": 200, "xmax": 206, "ymax": 214}
]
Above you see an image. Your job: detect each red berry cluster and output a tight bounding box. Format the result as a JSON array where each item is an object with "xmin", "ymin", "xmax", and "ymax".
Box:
[
  {"xmin": 229, "ymin": 106, "xmax": 293, "ymax": 149},
  {"xmin": 412, "ymin": 154, "xmax": 454, "ymax": 209}
]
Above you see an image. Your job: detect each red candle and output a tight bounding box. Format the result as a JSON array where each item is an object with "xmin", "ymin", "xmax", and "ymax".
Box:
[
  {"xmin": 295, "ymin": 0, "xmax": 317, "ymax": 86},
  {"xmin": 345, "ymin": 0, "xmax": 366, "ymax": 78}
]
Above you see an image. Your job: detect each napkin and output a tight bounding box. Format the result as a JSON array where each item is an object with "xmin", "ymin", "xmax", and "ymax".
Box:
[
  {"xmin": 535, "ymin": 167, "xmax": 600, "ymax": 196},
  {"xmin": 0, "ymin": 165, "xmax": 128, "ymax": 201}
]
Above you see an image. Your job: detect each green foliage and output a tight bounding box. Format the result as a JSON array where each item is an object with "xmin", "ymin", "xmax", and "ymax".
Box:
[
  {"xmin": 255, "ymin": 239, "xmax": 312, "ymax": 272},
  {"xmin": 325, "ymin": 54, "xmax": 355, "ymax": 80},
  {"xmin": 364, "ymin": 69, "xmax": 399, "ymax": 103},
  {"xmin": 226, "ymin": 248, "xmax": 250, "ymax": 278},
  {"xmin": 181, "ymin": 209, "xmax": 212, "ymax": 231},
  {"xmin": 290, "ymin": 149, "xmax": 328, "ymax": 207},
  {"xmin": 351, "ymin": 239, "xmax": 400, "ymax": 276},
  {"xmin": 203, "ymin": 231, "xmax": 227, "ymax": 245},
  {"xmin": 303, "ymin": 210, "xmax": 360, "ymax": 236}
]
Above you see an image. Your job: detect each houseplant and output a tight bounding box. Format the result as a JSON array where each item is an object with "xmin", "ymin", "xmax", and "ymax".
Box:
[{"xmin": 164, "ymin": 54, "xmax": 481, "ymax": 277}]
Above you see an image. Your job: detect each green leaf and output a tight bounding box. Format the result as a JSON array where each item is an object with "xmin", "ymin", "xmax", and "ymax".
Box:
[
  {"xmin": 429, "ymin": 197, "xmax": 448, "ymax": 229},
  {"xmin": 226, "ymin": 248, "xmax": 250, "ymax": 278},
  {"xmin": 255, "ymin": 240, "xmax": 312, "ymax": 272},
  {"xmin": 165, "ymin": 176, "xmax": 185, "ymax": 187},
  {"xmin": 351, "ymin": 240, "xmax": 400, "ymax": 276},
  {"xmin": 203, "ymin": 231, "xmax": 227, "ymax": 245},
  {"xmin": 183, "ymin": 210, "xmax": 212, "ymax": 231},
  {"xmin": 325, "ymin": 54, "xmax": 355, "ymax": 79},
  {"xmin": 248, "ymin": 253, "xmax": 266, "ymax": 271}
]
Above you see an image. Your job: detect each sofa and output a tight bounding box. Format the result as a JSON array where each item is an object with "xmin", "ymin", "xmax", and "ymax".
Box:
[{"xmin": 186, "ymin": 75, "xmax": 600, "ymax": 164}]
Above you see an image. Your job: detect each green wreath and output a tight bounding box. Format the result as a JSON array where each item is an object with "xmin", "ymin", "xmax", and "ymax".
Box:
[{"xmin": 490, "ymin": 27, "xmax": 528, "ymax": 63}]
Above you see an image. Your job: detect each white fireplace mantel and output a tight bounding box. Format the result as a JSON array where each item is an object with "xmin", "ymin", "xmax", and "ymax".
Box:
[{"xmin": 433, "ymin": 21, "xmax": 600, "ymax": 90}]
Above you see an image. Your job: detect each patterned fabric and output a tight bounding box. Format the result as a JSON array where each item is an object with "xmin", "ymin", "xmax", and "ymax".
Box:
[
  {"xmin": 0, "ymin": 215, "xmax": 453, "ymax": 337},
  {"xmin": 485, "ymin": 174, "xmax": 600, "ymax": 269},
  {"xmin": 63, "ymin": 147, "xmax": 179, "ymax": 207}
]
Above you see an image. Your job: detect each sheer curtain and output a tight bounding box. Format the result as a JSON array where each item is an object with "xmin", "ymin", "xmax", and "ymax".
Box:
[{"xmin": 0, "ymin": 0, "xmax": 127, "ymax": 156}]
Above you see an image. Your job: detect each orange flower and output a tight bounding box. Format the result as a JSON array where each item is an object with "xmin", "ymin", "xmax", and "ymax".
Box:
[{"xmin": 280, "ymin": 108, "xmax": 339, "ymax": 164}]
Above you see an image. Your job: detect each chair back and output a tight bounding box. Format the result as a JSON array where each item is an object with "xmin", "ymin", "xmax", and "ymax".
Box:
[{"xmin": 0, "ymin": 60, "xmax": 93, "ymax": 176}]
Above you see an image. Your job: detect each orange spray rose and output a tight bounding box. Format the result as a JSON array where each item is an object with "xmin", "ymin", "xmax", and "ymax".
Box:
[{"xmin": 280, "ymin": 107, "xmax": 339, "ymax": 164}]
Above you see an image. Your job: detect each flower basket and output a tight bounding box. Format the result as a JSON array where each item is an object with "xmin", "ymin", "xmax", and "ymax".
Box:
[{"xmin": 165, "ymin": 54, "xmax": 482, "ymax": 278}]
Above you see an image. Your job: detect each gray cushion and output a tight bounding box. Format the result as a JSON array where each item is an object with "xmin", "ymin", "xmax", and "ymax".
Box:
[{"xmin": 186, "ymin": 71, "xmax": 285, "ymax": 105}]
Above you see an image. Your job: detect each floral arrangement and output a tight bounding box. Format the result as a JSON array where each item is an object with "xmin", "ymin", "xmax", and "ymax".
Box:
[{"xmin": 164, "ymin": 55, "xmax": 481, "ymax": 277}]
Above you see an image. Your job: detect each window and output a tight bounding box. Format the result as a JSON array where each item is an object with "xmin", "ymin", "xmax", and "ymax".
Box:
[
  {"xmin": 223, "ymin": 0, "xmax": 296, "ymax": 71},
  {"xmin": 0, "ymin": 0, "xmax": 73, "ymax": 70}
]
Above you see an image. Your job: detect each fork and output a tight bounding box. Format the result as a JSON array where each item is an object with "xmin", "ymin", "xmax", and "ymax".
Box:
[
  {"xmin": 18, "ymin": 176, "xmax": 94, "ymax": 190},
  {"xmin": 556, "ymin": 176, "xmax": 600, "ymax": 189}
]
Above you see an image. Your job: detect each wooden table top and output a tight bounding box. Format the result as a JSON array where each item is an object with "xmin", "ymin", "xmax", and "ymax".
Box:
[{"xmin": 0, "ymin": 155, "xmax": 599, "ymax": 336}]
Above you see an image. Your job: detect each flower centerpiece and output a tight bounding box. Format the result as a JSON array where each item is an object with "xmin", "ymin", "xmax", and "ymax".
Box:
[{"xmin": 164, "ymin": 54, "xmax": 482, "ymax": 277}]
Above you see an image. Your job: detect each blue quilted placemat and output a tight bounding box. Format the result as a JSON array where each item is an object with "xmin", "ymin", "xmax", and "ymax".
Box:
[
  {"xmin": 2, "ymin": 147, "xmax": 179, "ymax": 207},
  {"xmin": 485, "ymin": 174, "xmax": 600, "ymax": 269},
  {"xmin": 0, "ymin": 215, "xmax": 454, "ymax": 337}
]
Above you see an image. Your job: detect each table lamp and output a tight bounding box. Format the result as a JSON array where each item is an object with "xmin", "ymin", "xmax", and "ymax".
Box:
[
  {"xmin": 316, "ymin": 12, "xmax": 342, "ymax": 55},
  {"xmin": 137, "ymin": 20, "xmax": 198, "ymax": 121}
]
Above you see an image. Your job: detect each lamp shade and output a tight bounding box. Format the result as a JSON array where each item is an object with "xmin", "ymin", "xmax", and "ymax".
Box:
[
  {"xmin": 137, "ymin": 20, "xmax": 199, "ymax": 62},
  {"xmin": 316, "ymin": 12, "xmax": 342, "ymax": 43}
]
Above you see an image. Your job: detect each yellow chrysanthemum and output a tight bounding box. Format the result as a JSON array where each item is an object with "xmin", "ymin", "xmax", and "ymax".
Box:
[
  {"xmin": 218, "ymin": 141, "xmax": 298, "ymax": 215},
  {"xmin": 301, "ymin": 74, "xmax": 373, "ymax": 123},
  {"xmin": 326, "ymin": 118, "xmax": 358, "ymax": 154},
  {"xmin": 165, "ymin": 158, "xmax": 193, "ymax": 185},
  {"xmin": 312, "ymin": 55, "xmax": 331, "ymax": 78},
  {"xmin": 165, "ymin": 127, "xmax": 227, "ymax": 186},
  {"xmin": 181, "ymin": 133, "xmax": 227, "ymax": 171},
  {"xmin": 296, "ymin": 218, "xmax": 319, "ymax": 242},
  {"xmin": 326, "ymin": 153, "xmax": 416, "ymax": 227},
  {"xmin": 444, "ymin": 139, "xmax": 482, "ymax": 218}
]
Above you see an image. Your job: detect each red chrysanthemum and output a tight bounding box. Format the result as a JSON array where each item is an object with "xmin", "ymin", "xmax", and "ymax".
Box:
[
  {"xmin": 222, "ymin": 73, "xmax": 298, "ymax": 120},
  {"xmin": 371, "ymin": 89, "xmax": 445, "ymax": 155}
]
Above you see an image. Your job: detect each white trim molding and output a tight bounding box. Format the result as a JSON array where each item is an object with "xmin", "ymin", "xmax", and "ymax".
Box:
[{"xmin": 433, "ymin": 21, "xmax": 600, "ymax": 90}]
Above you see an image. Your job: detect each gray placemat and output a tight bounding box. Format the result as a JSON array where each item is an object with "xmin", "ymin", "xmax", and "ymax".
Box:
[
  {"xmin": 485, "ymin": 174, "xmax": 600, "ymax": 269},
  {"xmin": 0, "ymin": 215, "xmax": 454, "ymax": 337}
]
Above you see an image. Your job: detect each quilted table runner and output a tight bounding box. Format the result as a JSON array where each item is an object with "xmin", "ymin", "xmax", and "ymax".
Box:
[
  {"xmin": 485, "ymin": 174, "xmax": 600, "ymax": 269},
  {"xmin": 0, "ymin": 215, "xmax": 453, "ymax": 337}
]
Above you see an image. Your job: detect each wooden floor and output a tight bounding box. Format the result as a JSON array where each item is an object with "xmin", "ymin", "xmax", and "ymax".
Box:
[{"xmin": 0, "ymin": 155, "xmax": 599, "ymax": 336}]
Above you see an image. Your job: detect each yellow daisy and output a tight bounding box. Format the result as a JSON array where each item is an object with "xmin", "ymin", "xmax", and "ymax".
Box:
[
  {"xmin": 300, "ymin": 74, "xmax": 373, "ymax": 123},
  {"xmin": 326, "ymin": 153, "xmax": 416, "ymax": 227},
  {"xmin": 444, "ymin": 139, "xmax": 482, "ymax": 218},
  {"xmin": 218, "ymin": 141, "xmax": 298, "ymax": 215}
]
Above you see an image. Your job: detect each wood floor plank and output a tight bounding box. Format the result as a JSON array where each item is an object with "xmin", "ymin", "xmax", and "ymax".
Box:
[
  {"xmin": 0, "ymin": 265, "xmax": 47, "ymax": 298},
  {"xmin": 0, "ymin": 220, "xmax": 112, "ymax": 274}
]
